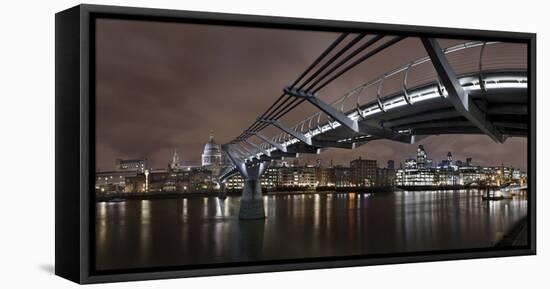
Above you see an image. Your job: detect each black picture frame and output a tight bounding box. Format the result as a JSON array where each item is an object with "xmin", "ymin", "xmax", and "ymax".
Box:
[{"xmin": 55, "ymin": 4, "xmax": 536, "ymax": 284}]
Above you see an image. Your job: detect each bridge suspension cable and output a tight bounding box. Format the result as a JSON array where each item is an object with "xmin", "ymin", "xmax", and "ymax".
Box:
[
  {"xmin": 230, "ymin": 33, "xmax": 407, "ymax": 147},
  {"xmin": 236, "ymin": 33, "xmax": 350, "ymax": 139}
]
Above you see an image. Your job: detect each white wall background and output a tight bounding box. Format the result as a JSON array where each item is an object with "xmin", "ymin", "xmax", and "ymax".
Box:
[{"xmin": 0, "ymin": 0, "xmax": 547, "ymax": 287}]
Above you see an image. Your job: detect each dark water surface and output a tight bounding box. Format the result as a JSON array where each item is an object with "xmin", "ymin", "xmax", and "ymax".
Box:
[{"xmin": 95, "ymin": 190, "xmax": 527, "ymax": 270}]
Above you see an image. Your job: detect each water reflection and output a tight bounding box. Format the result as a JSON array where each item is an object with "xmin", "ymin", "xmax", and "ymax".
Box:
[
  {"xmin": 182, "ymin": 198, "xmax": 187, "ymax": 220},
  {"xmin": 139, "ymin": 200, "xmax": 151, "ymax": 263},
  {"xmin": 96, "ymin": 190, "xmax": 528, "ymax": 270}
]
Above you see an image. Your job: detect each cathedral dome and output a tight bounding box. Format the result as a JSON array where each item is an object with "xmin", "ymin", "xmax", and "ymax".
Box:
[
  {"xmin": 202, "ymin": 133, "xmax": 222, "ymax": 167},
  {"xmin": 203, "ymin": 134, "xmax": 220, "ymax": 154}
]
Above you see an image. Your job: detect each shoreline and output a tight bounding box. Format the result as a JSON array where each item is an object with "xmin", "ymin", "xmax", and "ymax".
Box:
[
  {"xmin": 95, "ymin": 187, "xmax": 505, "ymax": 202},
  {"xmin": 96, "ymin": 190, "xmax": 364, "ymax": 201}
]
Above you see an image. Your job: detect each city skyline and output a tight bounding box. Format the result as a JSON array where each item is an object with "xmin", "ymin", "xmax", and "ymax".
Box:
[
  {"xmin": 96, "ymin": 138, "xmax": 527, "ymax": 172},
  {"xmin": 96, "ymin": 142, "xmax": 526, "ymax": 194},
  {"xmin": 95, "ymin": 19, "xmax": 527, "ymax": 173}
]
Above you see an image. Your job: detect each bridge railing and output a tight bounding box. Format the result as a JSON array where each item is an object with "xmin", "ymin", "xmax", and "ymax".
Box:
[{"xmin": 264, "ymin": 41, "xmax": 527, "ymax": 149}]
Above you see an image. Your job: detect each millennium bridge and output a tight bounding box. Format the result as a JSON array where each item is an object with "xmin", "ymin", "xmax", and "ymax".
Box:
[{"xmin": 217, "ymin": 34, "xmax": 528, "ymax": 219}]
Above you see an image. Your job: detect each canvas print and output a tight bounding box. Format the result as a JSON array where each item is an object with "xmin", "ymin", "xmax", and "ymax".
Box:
[{"xmin": 94, "ymin": 18, "xmax": 529, "ymax": 271}]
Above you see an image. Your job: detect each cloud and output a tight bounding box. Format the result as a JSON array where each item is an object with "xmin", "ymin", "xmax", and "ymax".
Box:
[{"xmin": 95, "ymin": 19, "xmax": 527, "ymax": 171}]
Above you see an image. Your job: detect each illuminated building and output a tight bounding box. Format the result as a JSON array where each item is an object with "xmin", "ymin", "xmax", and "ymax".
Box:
[
  {"xmin": 279, "ymin": 165, "xmax": 317, "ymax": 187},
  {"xmin": 396, "ymin": 168, "xmax": 437, "ymax": 186},
  {"xmin": 317, "ymin": 167, "xmax": 335, "ymax": 187},
  {"xmin": 439, "ymin": 152, "xmax": 456, "ymax": 169},
  {"xmin": 436, "ymin": 168, "xmax": 459, "ymax": 185},
  {"xmin": 350, "ymin": 157, "xmax": 377, "ymax": 187},
  {"xmin": 95, "ymin": 170, "xmax": 138, "ymax": 193},
  {"xmin": 426, "ymin": 159, "xmax": 434, "ymax": 168},
  {"xmin": 334, "ymin": 166, "xmax": 353, "ymax": 187},
  {"xmin": 115, "ymin": 158, "xmax": 147, "ymax": 172},
  {"xmin": 417, "ymin": 145, "xmax": 427, "ymax": 168},
  {"xmin": 459, "ymin": 167, "xmax": 481, "ymax": 185},
  {"xmin": 376, "ymin": 168, "xmax": 396, "ymax": 187},
  {"xmin": 124, "ymin": 174, "xmax": 146, "ymax": 193},
  {"xmin": 262, "ymin": 167, "xmax": 280, "ymax": 188},
  {"xmin": 226, "ymin": 174, "xmax": 244, "ymax": 190},
  {"xmin": 225, "ymin": 167, "xmax": 280, "ymax": 190},
  {"xmin": 404, "ymin": 158, "xmax": 417, "ymax": 169},
  {"xmin": 162, "ymin": 170, "xmax": 191, "ymax": 192},
  {"xmin": 201, "ymin": 133, "xmax": 222, "ymax": 167}
]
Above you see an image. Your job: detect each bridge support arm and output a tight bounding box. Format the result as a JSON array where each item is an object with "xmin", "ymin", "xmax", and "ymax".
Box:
[
  {"xmin": 253, "ymin": 132, "xmax": 287, "ymax": 152},
  {"xmin": 285, "ymin": 87, "xmax": 359, "ymax": 132},
  {"xmin": 245, "ymin": 139, "xmax": 271, "ymax": 157},
  {"xmin": 235, "ymin": 142, "xmax": 258, "ymax": 161},
  {"xmin": 259, "ymin": 118, "xmax": 312, "ymax": 146},
  {"xmin": 222, "ymin": 145, "xmax": 248, "ymax": 178},
  {"xmin": 358, "ymin": 122, "xmax": 414, "ymax": 143},
  {"xmin": 237, "ymin": 142, "xmax": 255, "ymax": 155},
  {"xmin": 421, "ymin": 38, "xmax": 504, "ymax": 143},
  {"xmin": 229, "ymin": 144, "xmax": 250, "ymax": 160}
]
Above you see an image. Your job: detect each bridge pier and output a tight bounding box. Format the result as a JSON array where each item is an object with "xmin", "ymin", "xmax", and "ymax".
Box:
[
  {"xmin": 238, "ymin": 163, "xmax": 267, "ymax": 219},
  {"xmin": 240, "ymin": 177, "xmax": 265, "ymax": 219},
  {"xmin": 221, "ymin": 144, "xmax": 268, "ymax": 220}
]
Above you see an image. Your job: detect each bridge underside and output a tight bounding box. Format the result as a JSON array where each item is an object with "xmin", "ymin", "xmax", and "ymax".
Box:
[
  {"xmin": 229, "ymin": 70, "xmax": 528, "ymax": 168},
  {"xmin": 314, "ymin": 71, "xmax": 528, "ymax": 148}
]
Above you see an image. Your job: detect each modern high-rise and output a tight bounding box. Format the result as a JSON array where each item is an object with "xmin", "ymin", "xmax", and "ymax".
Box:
[{"xmin": 417, "ymin": 145, "xmax": 427, "ymax": 168}]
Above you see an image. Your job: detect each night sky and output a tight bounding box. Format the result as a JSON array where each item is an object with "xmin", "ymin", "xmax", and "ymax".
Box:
[{"xmin": 95, "ymin": 18, "xmax": 528, "ymax": 172}]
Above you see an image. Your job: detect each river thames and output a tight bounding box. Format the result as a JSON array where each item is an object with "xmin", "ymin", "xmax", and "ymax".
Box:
[{"xmin": 95, "ymin": 189, "xmax": 527, "ymax": 271}]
